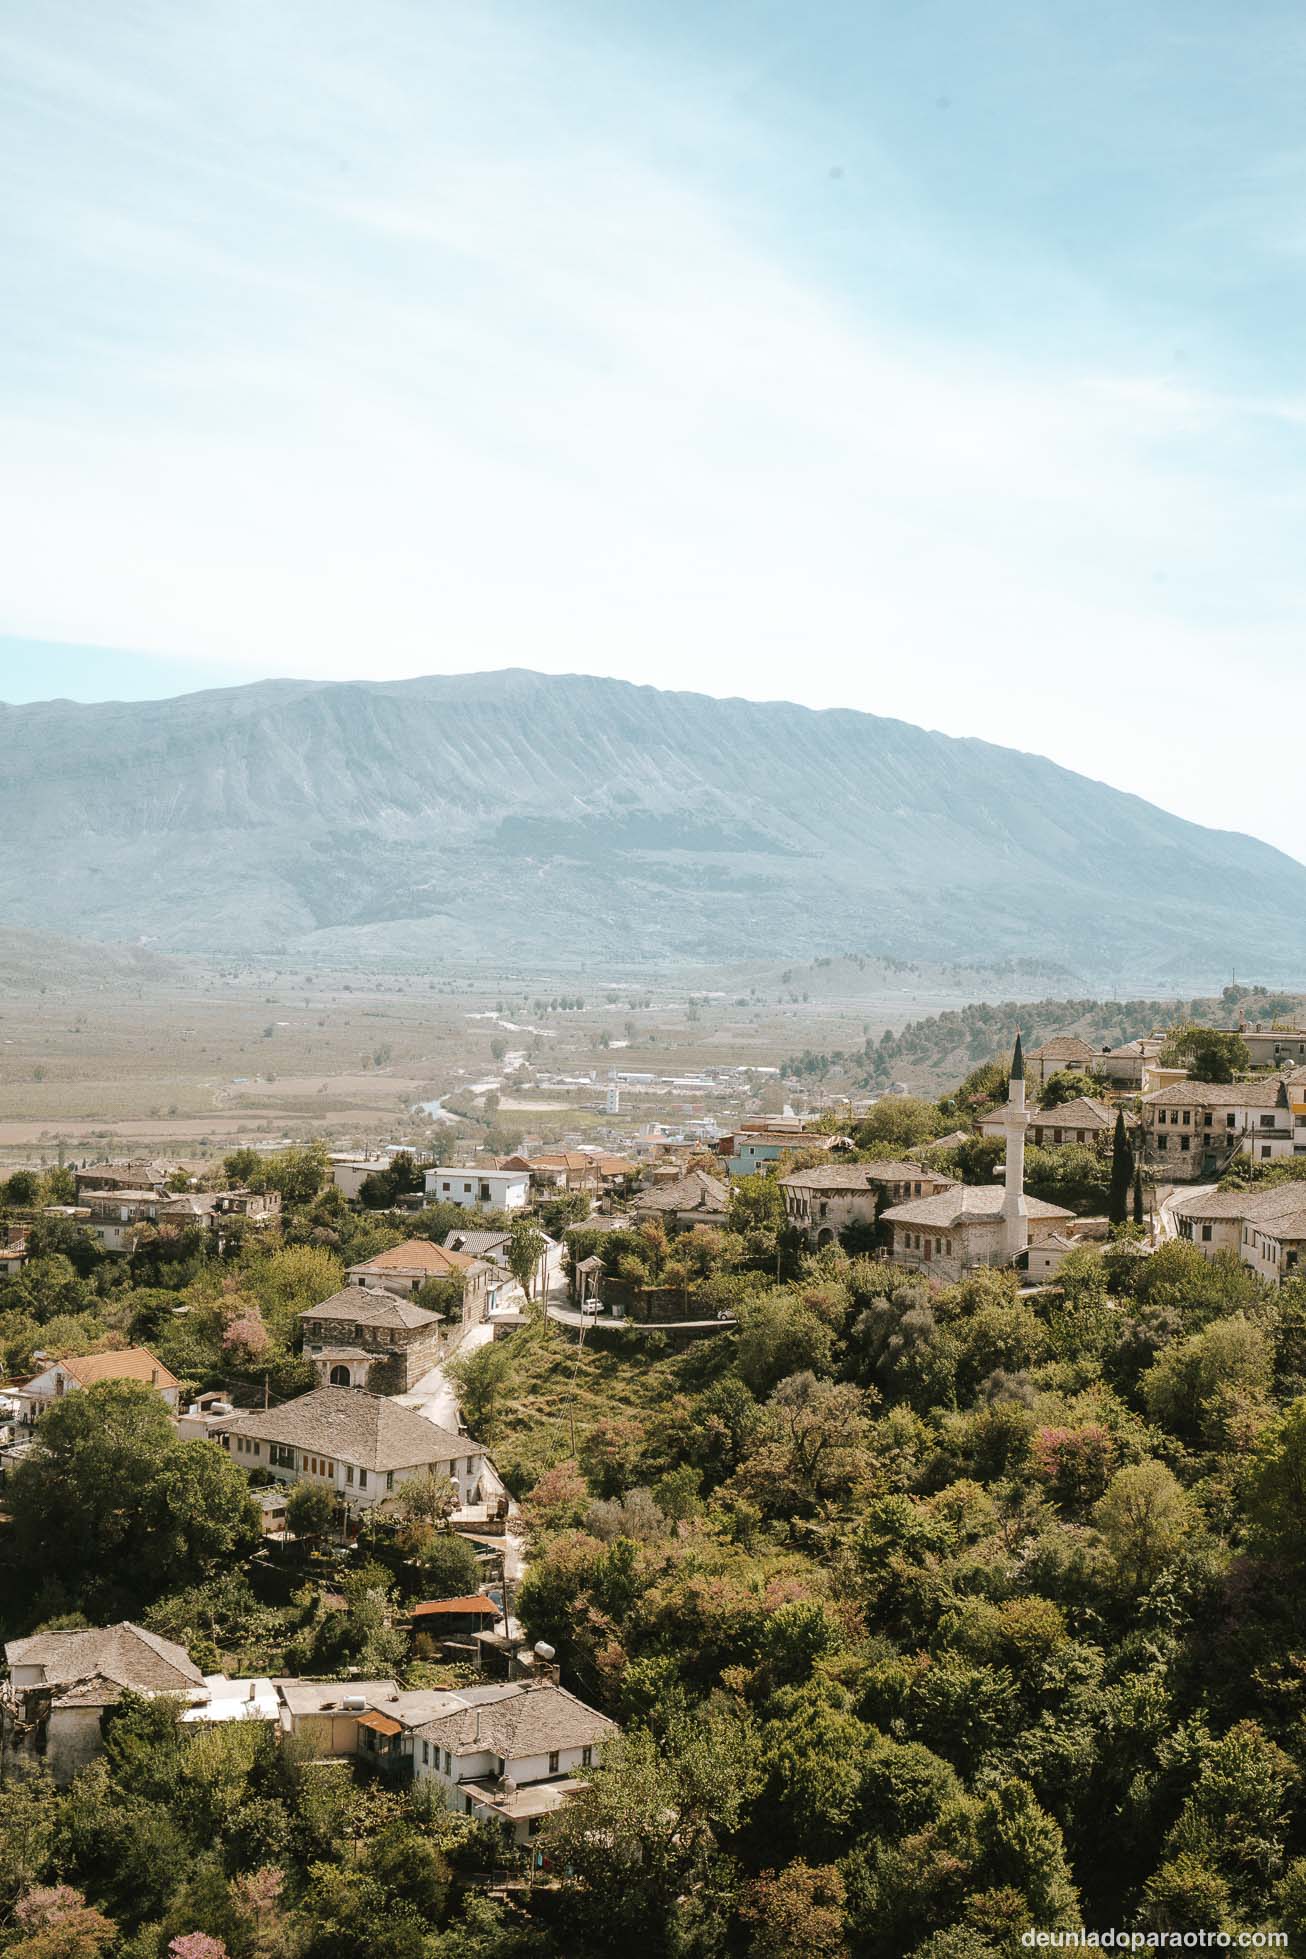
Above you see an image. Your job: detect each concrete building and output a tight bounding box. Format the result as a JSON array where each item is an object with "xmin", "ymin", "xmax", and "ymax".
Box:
[
  {"xmin": 1232, "ymin": 1024, "xmax": 1306, "ymax": 1070},
  {"xmin": 424, "ymin": 1166, "xmax": 529, "ymax": 1212}
]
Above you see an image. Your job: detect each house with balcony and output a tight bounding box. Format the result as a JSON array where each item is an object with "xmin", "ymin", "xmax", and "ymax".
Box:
[{"xmin": 404, "ymin": 1680, "xmax": 617, "ymax": 1846}]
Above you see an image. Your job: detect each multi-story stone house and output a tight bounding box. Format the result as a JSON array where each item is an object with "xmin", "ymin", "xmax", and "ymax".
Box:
[
  {"xmin": 299, "ymin": 1284, "xmax": 445, "ymax": 1392},
  {"xmin": 780, "ymin": 1161, "xmax": 955, "ymax": 1248},
  {"xmin": 1142, "ymin": 1075, "xmax": 1306, "ymax": 1178}
]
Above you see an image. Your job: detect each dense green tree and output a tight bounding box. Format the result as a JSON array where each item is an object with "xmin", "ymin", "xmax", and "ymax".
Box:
[
  {"xmin": 1108, "ymin": 1110, "xmax": 1132, "ymax": 1225},
  {"xmin": 9, "ymin": 1380, "xmax": 260, "ymax": 1614}
]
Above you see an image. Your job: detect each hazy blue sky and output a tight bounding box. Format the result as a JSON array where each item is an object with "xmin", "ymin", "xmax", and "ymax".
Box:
[{"xmin": 3, "ymin": 2, "xmax": 1304, "ymax": 853}]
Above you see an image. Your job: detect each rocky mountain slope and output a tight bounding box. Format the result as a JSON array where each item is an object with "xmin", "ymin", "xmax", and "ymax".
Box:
[{"xmin": 1, "ymin": 669, "xmax": 1301, "ymax": 975}]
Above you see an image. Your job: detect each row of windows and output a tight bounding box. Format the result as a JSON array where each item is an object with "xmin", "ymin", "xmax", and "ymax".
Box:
[
  {"xmin": 900, "ymin": 1231, "xmax": 954, "ymax": 1256},
  {"xmin": 420, "ymin": 1739, "xmax": 592, "ymax": 1776}
]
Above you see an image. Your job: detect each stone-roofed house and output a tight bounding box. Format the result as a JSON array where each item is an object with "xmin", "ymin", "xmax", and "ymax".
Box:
[
  {"xmin": 1143, "ymin": 1076, "xmax": 1300, "ymax": 1179},
  {"xmin": 881, "ymin": 1036, "xmax": 1073, "ymax": 1280},
  {"xmin": 15, "ymin": 1346, "xmax": 181, "ymax": 1427},
  {"xmin": 299, "ymin": 1285, "xmax": 446, "ymax": 1393},
  {"xmin": 1024, "ymin": 1037, "xmax": 1098, "ymax": 1090},
  {"xmin": 73, "ymin": 1159, "xmax": 179, "ymax": 1200},
  {"xmin": 3, "ymin": 1622, "xmax": 206, "ymax": 1782},
  {"xmin": 979, "ymin": 1096, "xmax": 1115, "ymax": 1148},
  {"xmin": 780, "ymin": 1161, "xmax": 955, "ymax": 1248},
  {"xmin": 630, "ymin": 1168, "xmax": 730, "ymax": 1232},
  {"xmin": 210, "ymin": 1386, "xmax": 493, "ymax": 1511},
  {"xmin": 1171, "ymin": 1182, "xmax": 1306, "ymax": 1282},
  {"xmin": 405, "ymin": 1680, "xmax": 618, "ymax": 1845},
  {"xmin": 881, "ymin": 1184, "xmax": 1076, "ymax": 1283},
  {"xmin": 347, "ymin": 1238, "xmax": 499, "ymax": 1325}
]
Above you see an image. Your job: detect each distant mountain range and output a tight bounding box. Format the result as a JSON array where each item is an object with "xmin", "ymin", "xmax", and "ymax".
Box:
[{"xmin": 1, "ymin": 668, "xmax": 1302, "ymax": 977}]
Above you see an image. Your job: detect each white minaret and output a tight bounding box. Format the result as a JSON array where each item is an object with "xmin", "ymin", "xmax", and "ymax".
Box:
[{"xmin": 1001, "ymin": 1032, "xmax": 1030, "ymax": 1261}]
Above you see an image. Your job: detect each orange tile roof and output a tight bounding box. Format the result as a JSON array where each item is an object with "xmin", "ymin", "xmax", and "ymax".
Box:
[
  {"xmin": 52, "ymin": 1347, "xmax": 179, "ymax": 1391},
  {"xmin": 352, "ymin": 1239, "xmax": 476, "ymax": 1275},
  {"xmin": 412, "ymin": 1595, "xmax": 500, "ymax": 1617}
]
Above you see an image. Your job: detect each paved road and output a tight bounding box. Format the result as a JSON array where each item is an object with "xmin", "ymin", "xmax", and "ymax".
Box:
[
  {"xmin": 1156, "ymin": 1183, "xmax": 1213, "ymax": 1243},
  {"xmin": 393, "ymin": 1313, "xmax": 528, "ymax": 1585},
  {"xmin": 396, "ymin": 1319, "xmax": 495, "ymax": 1429}
]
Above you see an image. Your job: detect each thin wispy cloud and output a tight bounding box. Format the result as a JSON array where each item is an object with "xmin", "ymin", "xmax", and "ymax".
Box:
[{"xmin": 1, "ymin": 0, "xmax": 1304, "ymax": 855}]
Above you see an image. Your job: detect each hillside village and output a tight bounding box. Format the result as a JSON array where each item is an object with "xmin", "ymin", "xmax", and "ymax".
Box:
[{"xmin": 6, "ymin": 1000, "xmax": 1306, "ymax": 1947}]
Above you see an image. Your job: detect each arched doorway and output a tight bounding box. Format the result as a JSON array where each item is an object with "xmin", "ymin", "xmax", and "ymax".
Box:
[
  {"xmin": 816, "ymin": 1227, "xmax": 835, "ymax": 1249},
  {"xmin": 329, "ymin": 1364, "xmax": 352, "ymax": 1387}
]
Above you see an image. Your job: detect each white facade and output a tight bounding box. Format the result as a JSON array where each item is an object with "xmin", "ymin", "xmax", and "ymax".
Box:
[
  {"xmin": 329, "ymin": 1154, "xmax": 394, "ymax": 1200},
  {"xmin": 219, "ymin": 1431, "xmax": 487, "ymax": 1510},
  {"xmin": 425, "ymin": 1167, "xmax": 529, "ymax": 1212}
]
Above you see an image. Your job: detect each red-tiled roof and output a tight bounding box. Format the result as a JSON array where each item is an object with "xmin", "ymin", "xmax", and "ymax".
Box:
[{"xmin": 412, "ymin": 1595, "xmax": 500, "ymax": 1618}]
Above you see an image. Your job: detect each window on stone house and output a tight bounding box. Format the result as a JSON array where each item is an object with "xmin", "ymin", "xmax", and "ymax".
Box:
[
  {"xmin": 548, "ymin": 1751, "xmax": 560, "ymax": 1774},
  {"xmin": 422, "ymin": 1740, "xmax": 429, "ymax": 1764},
  {"xmin": 1201, "ymin": 1225, "xmax": 1212, "ymax": 1242},
  {"xmin": 443, "ymin": 1749, "xmax": 451, "ymax": 1774},
  {"xmin": 359, "ymin": 1469, "xmax": 367, "ymax": 1488},
  {"xmin": 1180, "ymin": 1137, "xmax": 1190, "ymax": 1151}
]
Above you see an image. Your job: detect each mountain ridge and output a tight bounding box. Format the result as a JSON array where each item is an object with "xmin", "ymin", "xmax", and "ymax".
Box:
[{"xmin": 1, "ymin": 667, "xmax": 1301, "ymax": 977}]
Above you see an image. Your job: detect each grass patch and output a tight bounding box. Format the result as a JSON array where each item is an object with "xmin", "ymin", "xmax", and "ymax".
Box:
[{"xmin": 480, "ymin": 1315, "xmax": 736, "ymax": 1492}]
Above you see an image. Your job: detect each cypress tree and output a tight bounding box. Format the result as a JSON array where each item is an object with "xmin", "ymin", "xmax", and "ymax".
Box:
[
  {"xmin": 1108, "ymin": 1109, "xmax": 1131, "ymax": 1225},
  {"xmin": 1133, "ymin": 1160, "xmax": 1145, "ymax": 1227}
]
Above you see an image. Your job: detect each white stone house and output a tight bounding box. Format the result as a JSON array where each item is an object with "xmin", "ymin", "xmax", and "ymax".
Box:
[
  {"xmin": 1171, "ymin": 1184, "xmax": 1306, "ymax": 1285},
  {"xmin": 1143, "ymin": 1076, "xmax": 1304, "ymax": 1179},
  {"xmin": 346, "ymin": 1239, "xmax": 501, "ymax": 1322},
  {"xmin": 404, "ymin": 1681, "xmax": 617, "ymax": 1846},
  {"xmin": 979, "ymin": 1096, "xmax": 1115, "ymax": 1149},
  {"xmin": 210, "ymin": 1386, "xmax": 494, "ymax": 1512}
]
